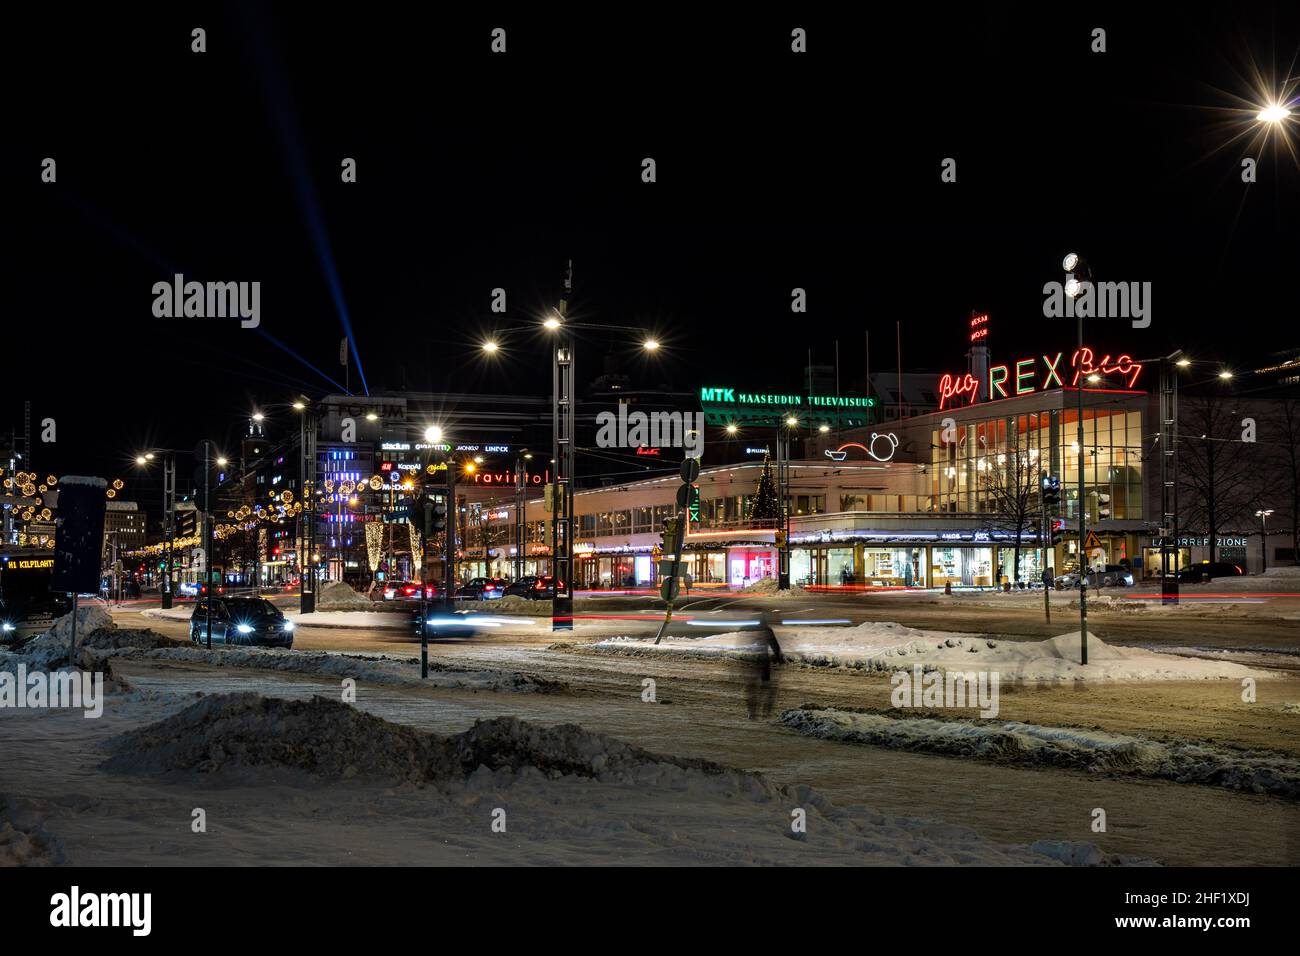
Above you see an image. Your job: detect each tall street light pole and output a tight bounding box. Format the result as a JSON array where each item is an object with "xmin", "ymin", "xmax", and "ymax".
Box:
[
  {"xmin": 1063, "ymin": 253, "xmax": 1090, "ymax": 665},
  {"xmin": 550, "ymin": 262, "xmax": 576, "ymax": 631}
]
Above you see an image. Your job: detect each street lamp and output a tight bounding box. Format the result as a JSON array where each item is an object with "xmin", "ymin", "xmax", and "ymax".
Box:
[
  {"xmin": 1257, "ymin": 103, "xmax": 1292, "ymax": 123},
  {"xmin": 133, "ymin": 450, "xmax": 179, "ymax": 608},
  {"xmin": 1256, "ymin": 509, "xmax": 1274, "ymax": 573},
  {"xmin": 424, "ymin": 425, "xmax": 443, "ymax": 443},
  {"xmin": 1064, "ymin": 251, "xmax": 1092, "ymax": 664},
  {"xmin": 725, "ymin": 423, "xmax": 738, "ymax": 435}
]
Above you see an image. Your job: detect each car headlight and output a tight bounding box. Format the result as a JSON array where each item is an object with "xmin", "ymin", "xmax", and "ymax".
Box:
[
  {"xmin": 236, "ymin": 623, "xmax": 254, "ymax": 634},
  {"xmin": 1, "ymin": 622, "xmax": 14, "ymax": 633},
  {"xmin": 282, "ymin": 621, "xmax": 295, "ymax": 631}
]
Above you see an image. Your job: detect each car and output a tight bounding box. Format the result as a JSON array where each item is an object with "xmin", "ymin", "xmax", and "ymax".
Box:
[
  {"xmin": 457, "ymin": 577, "xmax": 507, "ymax": 601},
  {"xmin": 190, "ymin": 597, "xmax": 295, "ymax": 647},
  {"xmin": 1176, "ymin": 561, "xmax": 1245, "ymax": 584},
  {"xmin": 503, "ymin": 576, "xmax": 539, "ymax": 598},
  {"xmin": 525, "ymin": 575, "xmax": 565, "ymax": 600},
  {"xmin": 1054, "ymin": 565, "xmax": 1134, "ymax": 589},
  {"xmin": 382, "ymin": 581, "xmax": 423, "ymax": 601}
]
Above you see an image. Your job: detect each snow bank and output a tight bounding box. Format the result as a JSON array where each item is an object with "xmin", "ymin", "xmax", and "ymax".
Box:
[
  {"xmin": 98, "ymin": 693, "xmax": 1146, "ymax": 865},
  {"xmin": 598, "ymin": 622, "xmax": 1271, "ymax": 681},
  {"xmin": 317, "ymin": 581, "xmax": 375, "ymax": 610},
  {"xmin": 0, "ymin": 795, "xmax": 66, "ymax": 866},
  {"xmin": 102, "ymin": 693, "xmax": 724, "ymax": 784},
  {"xmin": 4, "ymin": 610, "xmax": 181, "ymax": 670},
  {"xmin": 781, "ymin": 707, "xmax": 1300, "ymax": 799}
]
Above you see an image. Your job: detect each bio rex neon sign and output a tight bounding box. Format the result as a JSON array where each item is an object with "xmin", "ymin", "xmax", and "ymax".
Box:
[{"xmin": 938, "ymin": 348, "xmax": 1143, "ymax": 408}]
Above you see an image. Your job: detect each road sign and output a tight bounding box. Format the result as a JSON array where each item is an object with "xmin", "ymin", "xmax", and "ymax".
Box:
[
  {"xmin": 680, "ymin": 457, "xmax": 700, "ymax": 483},
  {"xmin": 1084, "ymin": 530, "xmax": 1103, "ymax": 551}
]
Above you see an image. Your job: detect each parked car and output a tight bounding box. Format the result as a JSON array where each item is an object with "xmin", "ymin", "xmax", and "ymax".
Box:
[
  {"xmin": 190, "ymin": 597, "xmax": 295, "ymax": 647},
  {"xmin": 524, "ymin": 575, "xmax": 565, "ymax": 600},
  {"xmin": 457, "ymin": 577, "xmax": 507, "ymax": 600},
  {"xmin": 1176, "ymin": 561, "xmax": 1245, "ymax": 584},
  {"xmin": 503, "ymin": 576, "xmax": 538, "ymax": 598},
  {"xmin": 1055, "ymin": 565, "xmax": 1134, "ymax": 589}
]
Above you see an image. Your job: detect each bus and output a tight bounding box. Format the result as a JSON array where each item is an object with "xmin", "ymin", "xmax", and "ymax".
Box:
[{"xmin": 0, "ymin": 549, "xmax": 71, "ymax": 643}]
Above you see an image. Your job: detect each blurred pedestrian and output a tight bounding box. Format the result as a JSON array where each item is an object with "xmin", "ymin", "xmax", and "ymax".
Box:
[{"xmin": 742, "ymin": 610, "xmax": 784, "ymax": 719}]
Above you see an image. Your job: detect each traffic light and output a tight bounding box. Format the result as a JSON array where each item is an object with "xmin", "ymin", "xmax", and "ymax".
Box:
[
  {"xmin": 1097, "ymin": 492, "xmax": 1111, "ymax": 519},
  {"xmin": 420, "ymin": 496, "xmax": 448, "ymax": 537},
  {"xmin": 1040, "ymin": 474, "xmax": 1061, "ymax": 512},
  {"xmin": 1050, "ymin": 518, "xmax": 1065, "ymax": 547},
  {"xmin": 660, "ymin": 516, "xmax": 683, "ymax": 561}
]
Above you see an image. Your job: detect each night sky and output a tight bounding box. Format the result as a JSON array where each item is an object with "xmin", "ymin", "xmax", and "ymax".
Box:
[{"xmin": 8, "ymin": 4, "xmax": 1299, "ymax": 484}]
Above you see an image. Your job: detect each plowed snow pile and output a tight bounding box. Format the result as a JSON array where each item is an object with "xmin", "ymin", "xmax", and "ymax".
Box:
[
  {"xmin": 103, "ymin": 693, "xmax": 721, "ymax": 783},
  {"xmin": 96, "ymin": 693, "xmax": 1145, "ymax": 865},
  {"xmin": 2, "ymin": 610, "xmax": 182, "ymax": 670},
  {"xmin": 782, "ymin": 707, "xmax": 1300, "ymax": 799},
  {"xmin": 599, "ymin": 622, "xmax": 1271, "ymax": 680},
  {"xmin": 318, "ymin": 581, "xmax": 375, "ymax": 610}
]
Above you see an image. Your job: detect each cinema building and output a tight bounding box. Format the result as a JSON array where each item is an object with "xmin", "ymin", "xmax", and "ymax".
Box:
[{"xmin": 504, "ymin": 346, "xmax": 1164, "ymax": 589}]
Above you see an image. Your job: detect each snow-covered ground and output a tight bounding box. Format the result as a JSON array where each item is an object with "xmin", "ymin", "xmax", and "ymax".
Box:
[
  {"xmin": 596, "ymin": 621, "xmax": 1274, "ymax": 681},
  {"xmin": 781, "ymin": 707, "xmax": 1300, "ymax": 799},
  {"xmin": 0, "ymin": 686, "xmax": 1148, "ymax": 866}
]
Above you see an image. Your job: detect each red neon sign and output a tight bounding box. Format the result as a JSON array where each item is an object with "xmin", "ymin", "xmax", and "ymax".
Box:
[
  {"xmin": 634, "ymin": 446, "xmax": 661, "ymax": 456},
  {"xmin": 938, "ymin": 372, "xmax": 980, "ymax": 410},
  {"xmin": 1070, "ymin": 347, "xmax": 1143, "ymax": 389},
  {"xmin": 969, "ymin": 313, "xmax": 989, "ymax": 344},
  {"xmin": 940, "ymin": 347, "xmax": 1144, "ymax": 404}
]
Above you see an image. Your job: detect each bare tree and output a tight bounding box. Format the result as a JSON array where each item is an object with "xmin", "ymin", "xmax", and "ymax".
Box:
[
  {"xmin": 978, "ymin": 428, "xmax": 1041, "ymax": 585},
  {"xmin": 1178, "ymin": 394, "xmax": 1272, "ymax": 564},
  {"xmin": 1264, "ymin": 399, "xmax": 1300, "ymax": 560}
]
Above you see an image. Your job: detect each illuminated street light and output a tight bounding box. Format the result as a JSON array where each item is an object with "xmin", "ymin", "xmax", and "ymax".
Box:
[
  {"xmin": 216, "ymin": 457, "xmax": 228, "ymax": 467},
  {"xmin": 1064, "ymin": 277, "xmax": 1084, "ymax": 298},
  {"xmin": 252, "ymin": 412, "xmax": 264, "ymax": 422},
  {"xmin": 643, "ymin": 339, "xmax": 660, "ymax": 351},
  {"xmin": 1062, "ymin": 252, "xmax": 1080, "ymax": 272},
  {"xmin": 292, "ymin": 401, "xmax": 306, "ymax": 411},
  {"xmin": 725, "ymin": 423, "xmax": 738, "ymax": 435},
  {"xmin": 1219, "ymin": 370, "xmax": 1233, "ymax": 380},
  {"xmin": 424, "ymin": 426, "xmax": 443, "ymax": 443},
  {"xmin": 819, "ymin": 424, "xmax": 830, "ymax": 433},
  {"xmin": 365, "ymin": 412, "xmax": 378, "ymax": 421},
  {"xmin": 482, "ymin": 340, "xmax": 500, "ymax": 353},
  {"xmin": 785, "ymin": 416, "xmax": 798, "ymax": 427},
  {"xmin": 135, "ymin": 456, "xmax": 147, "ymax": 465},
  {"xmin": 1176, "ymin": 358, "xmax": 1191, "ymax": 367},
  {"xmin": 1257, "ymin": 103, "xmax": 1292, "ymax": 123},
  {"xmin": 543, "ymin": 316, "xmax": 562, "ymax": 330}
]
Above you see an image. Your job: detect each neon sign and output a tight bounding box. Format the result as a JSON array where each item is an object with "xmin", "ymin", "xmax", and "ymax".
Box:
[
  {"xmin": 969, "ymin": 313, "xmax": 989, "ymax": 344},
  {"xmin": 823, "ymin": 435, "xmax": 899, "ymax": 462},
  {"xmin": 938, "ymin": 372, "xmax": 980, "ymax": 410},
  {"xmin": 940, "ymin": 347, "xmax": 1144, "ymax": 404},
  {"xmin": 634, "ymin": 446, "xmax": 661, "ymax": 457}
]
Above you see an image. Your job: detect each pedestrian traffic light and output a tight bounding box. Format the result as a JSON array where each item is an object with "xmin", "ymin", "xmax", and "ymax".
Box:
[
  {"xmin": 1040, "ymin": 474, "xmax": 1061, "ymax": 512},
  {"xmin": 1050, "ymin": 518, "xmax": 1065, "ymax": 547}
]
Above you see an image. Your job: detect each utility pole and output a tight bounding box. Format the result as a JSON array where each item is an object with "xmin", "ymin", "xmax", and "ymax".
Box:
[
  {"xmin": 1159, "ymin": 354, "xmax": 1181, "ymax": 604},
  {"xmin": 203, "ymin": 440, "xmax": 213, "ymax": 650},
  {"xmin": 551, "ymin": 260, "xmax": 576, "ymax": 631},
  {"xmin": 514, "ymin": 453, "xmax": 526, "ymax": 581}
]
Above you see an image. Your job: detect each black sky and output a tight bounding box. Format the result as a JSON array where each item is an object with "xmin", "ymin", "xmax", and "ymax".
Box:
[{"xmin": 8, "ymin": 3, "xmax": 1299, "ymax": 483}]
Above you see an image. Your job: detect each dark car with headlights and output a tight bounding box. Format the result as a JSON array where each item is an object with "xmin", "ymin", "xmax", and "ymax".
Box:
[{"xmin": 190, "ymin": 597, "xmax": 295, "ymax": 647}]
